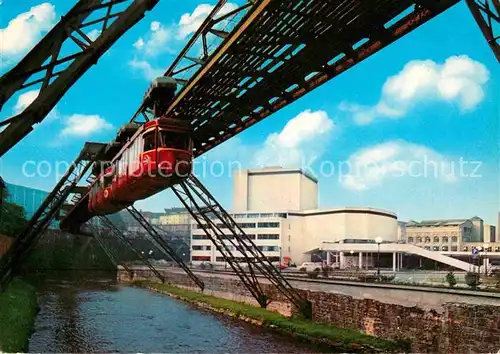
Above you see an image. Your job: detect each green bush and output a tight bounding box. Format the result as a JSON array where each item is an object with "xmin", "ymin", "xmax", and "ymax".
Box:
[
  {"xmin": 445, "ymin": 271, "xmax": 457, "ymax": 287},
  {"xmin": 465, "ymin": 271, "xmax": 481, "ymax": 289},
  {"xmin": 379, "ymin": 275, "xmax": 395, "ymax": 282},
  {"xmin": 358, "ymin": 274, "xmax": 377, "ymax": 282},
  {"xmin": 0, "ymin": 278, "xmax": 38, "ymax": 352}
]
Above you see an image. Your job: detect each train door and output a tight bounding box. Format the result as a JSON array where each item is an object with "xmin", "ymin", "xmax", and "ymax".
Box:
[
  {"xmin": 141, "ymin": 128, "xmax": 157, "ymax": 177},
  {"xmin": 102, "ymin": 165, "xmax": 114, "ymax": 206}
]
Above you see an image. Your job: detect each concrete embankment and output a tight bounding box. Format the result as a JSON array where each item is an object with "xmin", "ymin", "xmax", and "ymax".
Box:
[
  {"xmin": 0, "ymin": 278, "xmax": 38, "ymax": 352},
  {"xmin": 119, "ymin": 266, "xmax": 500, "ymax": 353}
]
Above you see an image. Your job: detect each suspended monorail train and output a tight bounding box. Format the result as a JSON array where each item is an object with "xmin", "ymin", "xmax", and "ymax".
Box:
[
  {"xmin": 88, "ymin": 117, "xmax": 193, "ymax": 215},
  {"xmin": 87, "ymin": 77, "xmax": 193, "ymax": 215}
]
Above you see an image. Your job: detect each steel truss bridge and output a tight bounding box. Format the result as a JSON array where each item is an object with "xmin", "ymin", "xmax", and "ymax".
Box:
[{"xmin": 0, "ymin": 0, "xmax": 498, "ymax": 317}]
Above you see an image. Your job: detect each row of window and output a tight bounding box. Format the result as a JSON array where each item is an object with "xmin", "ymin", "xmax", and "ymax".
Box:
[
  {"xmin": 193, "ymin": 222, "xmax": 280, "ymax": 229},
  {"xmin": 463, "ymin": 246, "xmax": 500, "ymax": 252},
  {"xmin": 419, "ymin": 246, "xmax": 500, "ymax": 252},
  {"xmin": 407, "ymin": 231, "xmax": 459, "ymax": 237},
  {"xmin": 192, "ymin": 245, "xmax": 280, "ymax": 252},
  {"xmin": 192, "ymin": 245, "xmax": 211, "ymax": 251},
  {"xmin": 423, "ymin": 246, "xmax": 457, "ymax": 251},
  {"xmin": 192, "ymin": 233, "xmax": 279, "ymax": 240},
  {"xmin": 214, "ymin": 256, "xmax": 281, "ymax": 263},
  {"xmin": 201, "ymin": 213, "xmax": 287, "ymax": 221},
  {"xmin": 232, "ymin": 213, "xmax": 287, "ymax": 219},
  {"xmin": 408, "ymin": 236, "xmax": 458, "ymax": 243}
]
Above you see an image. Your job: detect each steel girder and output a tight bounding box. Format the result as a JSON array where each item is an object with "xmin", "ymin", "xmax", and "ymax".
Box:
[
  {"xmin": 127, "ymin": 205, "xmax": 204, "ymax": 290},
  {"xmin": 130, "ymin": 0, "xmax": 255, "ymax": 124},
  {"xmin": 0, "ymin": 0, "xmax": 160, "ymax": 158},
  {"xmin": 466, "ymin": 0, "xmax": 500, "ymax": 62},
  {"xmin": 97, "ymin": 215, "xmax": 165, "ymax": 282},
  {"xmin": 0, "ymin": 142, "xmax": 105, "ymax": 290},
  {"xmin": 172, "ymin": 175, "xmax": 311, "ymax": 318},
  {"xmin": 150, "ymin": 0, "xmax": 460, "ymax": 157},
  {"xmin": 86, "ymin": 222, "xmax": 135, "ymax": 276},
  {"xmin": 57, "ymin": 0, "xmax": 463, "ymax": 232}
]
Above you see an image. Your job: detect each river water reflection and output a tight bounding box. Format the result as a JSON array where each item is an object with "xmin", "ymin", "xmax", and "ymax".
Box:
[{"xmin": 28, "ymin": 274, "xmax": 320, "ymax": 353}]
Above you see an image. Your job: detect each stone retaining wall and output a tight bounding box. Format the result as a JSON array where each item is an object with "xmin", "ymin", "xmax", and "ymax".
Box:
[{"xmin": 119, "ymin": 268, "xmax": 500, "ymax": 353}]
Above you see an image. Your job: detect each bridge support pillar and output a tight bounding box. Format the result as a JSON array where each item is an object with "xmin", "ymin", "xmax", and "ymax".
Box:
[
  {"xmin": 358, "ymin": 252, "xmax": 363, "ymax": 269},
  {"xmin": 327, "ymin": 251, "xmax": 331, "ymax": 265},
  {"xmin": 393, "ymin": 252, "xmax": 397, "ymax": 272}
]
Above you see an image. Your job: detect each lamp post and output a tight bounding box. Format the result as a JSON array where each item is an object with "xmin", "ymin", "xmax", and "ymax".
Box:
[{"xmin": 375, "ymin": 237, "xmax": 383, "ymax": 279}]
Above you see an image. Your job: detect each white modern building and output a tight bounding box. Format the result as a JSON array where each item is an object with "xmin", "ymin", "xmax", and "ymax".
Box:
[{"xmin": 191, "ymin": 167, "xmax": 398, "ymax": 265}]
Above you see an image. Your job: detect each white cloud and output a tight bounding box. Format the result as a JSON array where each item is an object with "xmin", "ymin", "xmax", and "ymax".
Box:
[
  {"xmin": 60, "ymin": 114, "xmax": 112, "ymax": 137},
  {"xmin": 340, "ymin": 56, "xmax": 490, "ymax": 125},
  {"xmin": 128, "ymin": 59, "xmax": 164, "ymax": 80},
  {"xmin": 87, "ymin": 29, "xmax": 101, "ymax": 41},
  {"xmin": 12, "ymin": 89, "xmax": 60, "ymax": 121},
  {"xmin": 133, "ymin": 21, "xmax": 173, "ymax": 57},
  {"xmin": 0, "ymin": 3, "xmax": 56, "ymax": 59},
  {"xmin": 13, "ymin": 90, "xmax": 39, "ymax": 114},
  {"xmin": 341, "ymin": 140, "xmax": 457, "ymax": 191},
  {"xmin": 129, "ymin": 2, "xmax": 238, "ymax": 77},
  {"xmin": 253, "ymin": 110, "xmax": 335, "ymax": 168},
  {"xmin": 178, "ymin": 3, "xmax": 238, "ymax": 40}
]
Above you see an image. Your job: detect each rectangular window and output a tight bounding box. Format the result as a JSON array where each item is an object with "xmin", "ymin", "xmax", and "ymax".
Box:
[
  {"xmin": 258, "ymin": 246, "xmax": 279, "ymax": 252},
  {"xmin": 192, "ymin": 256, "xmax": 210, "ymax": 261},
  {"xmin": 192, "ymin": 246, "xmax": 211, "ymax": 251},
  {"xmin": 237, "ymin": 223, "xmax": 256, "ymax": 228},
  {"xmin": 192, "ymin": 235, "xmax": 209, "ymax": 240},
  {"xmin": 257, "ymin": 234, "xmax": 280, "ymax": 240},
  {"xmin": 258, "ymin": 222, "xmax": 280, "ymax": 228},
  {"xmin": 158, "ymin": 130, "xmax": 189, "ymax": 150},
  {"xmin": 143, "ymin": 131, "xmax": 155, "ymax": 151}
]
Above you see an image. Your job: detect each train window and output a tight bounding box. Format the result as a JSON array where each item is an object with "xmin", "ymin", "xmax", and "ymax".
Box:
[
  {"xmin": 158, "ymin": 130, "xmax": 189, "ymax": 150},
  {"xmin": 143, "ymin": 132, "xmax": 155, "ymax": 151},
  {"xmin": 103, "ymin": 174, "xmax": 113, "ymax": 187}
]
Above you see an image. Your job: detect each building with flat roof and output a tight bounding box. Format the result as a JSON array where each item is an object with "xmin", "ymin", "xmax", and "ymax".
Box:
[
  {"xmin": 405, "ymin": 218, "xmax": 474, "ymax": 252},
  {"xmin": 485, "ymin": 224, "xmax": 496, "ymax": 243},
  {"xmin": 233, "ymin": 167, "xmax": 318, "ymax": 212},
  {"xmin": 4, "ymin": 182, "xmax": 49, "ymax": 219},
  {"xmin": 191, "ymin": 167, "xmax": 398, "ymax": 265},
  {"xmin": 159, "ymin": 212, "xmax": 190, "ymax": 225}
]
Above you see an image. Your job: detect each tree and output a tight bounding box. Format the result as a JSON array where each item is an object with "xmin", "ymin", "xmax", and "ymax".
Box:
[
  {"xmin": 0, "ymin": 192, "xmax": 28, "ymax": 237},
  {"xmin": 445, "ymin": 271, "xmax": 457, "ymax": 287},
  {"xmin": 465, "ymin": 271, "xmax": 481, "ymax": 289}
]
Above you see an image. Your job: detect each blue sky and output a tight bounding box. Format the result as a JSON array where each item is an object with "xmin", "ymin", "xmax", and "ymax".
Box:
[{"xmin": 0, "ymin": 1, "xmax": 498, "ymax": 225}]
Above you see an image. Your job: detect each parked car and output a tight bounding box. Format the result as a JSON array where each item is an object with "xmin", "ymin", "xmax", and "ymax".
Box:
[{"xmin": 298, "ymin": 262, "xmax": 323, "ymax": 273}]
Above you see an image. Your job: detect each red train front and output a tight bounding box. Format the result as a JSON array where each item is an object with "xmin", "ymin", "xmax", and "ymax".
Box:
[{"xmin": 88, "ymin": 118, "xmax": 193, "ymax": 215}]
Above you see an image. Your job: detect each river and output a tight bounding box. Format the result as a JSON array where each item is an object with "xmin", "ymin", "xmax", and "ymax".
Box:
[{"xmin": 28, "ymin": 273, "xmax": 320, "ymax": 352}]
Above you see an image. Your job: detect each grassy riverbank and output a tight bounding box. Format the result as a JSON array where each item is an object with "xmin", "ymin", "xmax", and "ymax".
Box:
[
  {"xmin": 0, "ymin": 278, "xmax": 38, "ymax": 352},
  {"xmin": 133, "ymin": 281, "xmax": 410, "ymax": 352}
]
